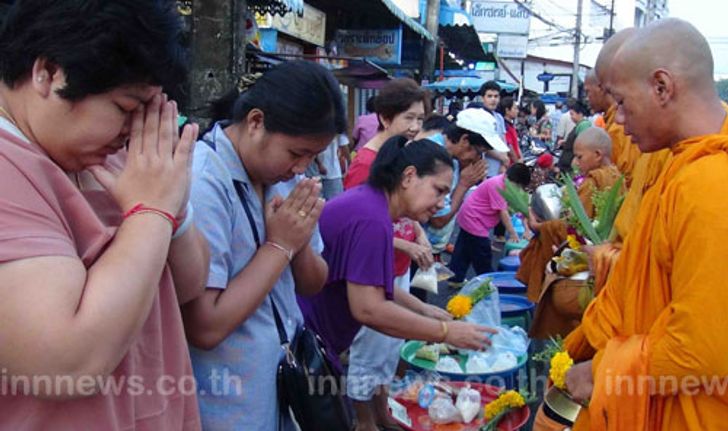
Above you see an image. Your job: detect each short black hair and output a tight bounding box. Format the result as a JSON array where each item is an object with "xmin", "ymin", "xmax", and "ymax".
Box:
[
  {"xmin": 482, "ymin": 80, "xmax": 501, "ymax": 95},
  {"xmin": 231, "ymin": 61, "xmax": 347, "ymax": 136},
  {"xmin": 568, "ymin": 98, "xmax": 590, "ymax": 116},
  {"xmin": 0, "ymin": 0, "xmax": 188, "ymax": 101},
  {"xmin": 443, "ymin": 123, "xmax": 489, "ymax": 151},
  {"xmin": 506, "ymin": 163, "xmax": 531, "ymax": 188},
  {"xmin": 497, "ymin": 96, "xmax": 516, "ymax": 116},
  {"xmin": 369, "ymin": 136, "xmax": 453, "ymax": 193},
  {"xmin": 422, "ymin": 114, "xmax": 451, "ymax": 132},
  {"xmin": 374, "ymin": 78, "xmax": 428, "ymax": 130},
  {"xmin": 365, "ymin": 95, "xmax": 377, "ymax": 113}
]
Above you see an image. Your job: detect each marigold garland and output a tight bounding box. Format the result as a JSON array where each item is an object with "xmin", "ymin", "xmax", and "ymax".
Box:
[
  {"xmin": 566, "ymin": 234, "xmax": 581, "ymax": 250},
  {"xmin": 549, "ymin": 351, "xmax": 574, "ymax": 390}
]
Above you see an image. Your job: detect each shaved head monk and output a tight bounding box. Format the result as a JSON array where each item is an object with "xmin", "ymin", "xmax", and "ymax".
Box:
[
  {"xmin": 591, "ymin": 28, "xmax": 643, "ymax": 185},
  {"xmin": 559, "ymin": 18, "xmax": 728, "ymax": 431},
  {"xmin": 521, "ymin": 125, "xmax": 621, "ymax": 341},
  {"xmin": 583, "ymin": 70, "xmax": 611, "ymax": 118}
]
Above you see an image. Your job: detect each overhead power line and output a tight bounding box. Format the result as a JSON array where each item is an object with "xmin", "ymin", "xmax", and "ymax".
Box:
[{"xmin": 511, "ymin": 0, "xmax": 572, "ymax": 32}]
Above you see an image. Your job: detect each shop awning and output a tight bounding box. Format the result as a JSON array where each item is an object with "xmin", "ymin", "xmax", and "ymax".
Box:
[
  {"xmin": 438, "ymin": 4, "xmax": 492, "ymax": 62},
  {"xmin": 332, "ymin": 59, "xmax": 391, "ymax": 89},
  {"xmin": 424, "ymin": 77, "xmax": 517, "ymax": 96},
  {"xmin": 379, "ymin": 0, "xmax": 434, "ymax": 41},
  {"xmin": 248, "ymin": 0, "xmax": 304, "ymax": 16}
]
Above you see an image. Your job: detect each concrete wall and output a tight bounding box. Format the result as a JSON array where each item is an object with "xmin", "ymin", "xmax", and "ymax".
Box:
[{"xmin": 186, "ymin": 0, "xmax": 247, "ymax": 124}]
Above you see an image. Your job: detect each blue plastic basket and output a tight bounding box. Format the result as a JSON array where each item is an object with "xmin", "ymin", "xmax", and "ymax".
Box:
[
  {"xmin": 500, "ymin": 294, "xmax": 535, "ymax": 332},
  {"xmin": 482, "ymin": 271, "xmax": 527, "ymax": 294},
  {"xmin": 498, "ymin": 255, "xmax": 521, "ymax": 271}
]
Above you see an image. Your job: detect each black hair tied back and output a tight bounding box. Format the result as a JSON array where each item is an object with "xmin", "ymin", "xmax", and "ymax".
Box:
[{"xmin": 368, "ymin": 136, "xmax": 453, "ymax": 192}]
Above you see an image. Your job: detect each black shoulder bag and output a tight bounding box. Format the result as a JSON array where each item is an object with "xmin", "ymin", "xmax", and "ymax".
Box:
[{"xmin": 205, "ymin": 133, "xmax": 352, "ymax": 431}]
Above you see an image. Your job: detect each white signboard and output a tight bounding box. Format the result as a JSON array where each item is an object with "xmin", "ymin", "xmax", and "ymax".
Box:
[
  {"xmin": 390, "ymin": 0, "xmax": 420, "ymax": 17},
  {"xmin": 470, "ymin": 1, "xmax": 531, "ymax": 35},
  {"xmin": 497, "ymin": 34, "xmax": 528, "ymax": 58}
]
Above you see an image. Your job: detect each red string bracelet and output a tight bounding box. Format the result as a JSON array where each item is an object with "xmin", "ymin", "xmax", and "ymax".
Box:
[{"xmin": 123, "ymin": 203, "xmax": 179, "ymax": 234}]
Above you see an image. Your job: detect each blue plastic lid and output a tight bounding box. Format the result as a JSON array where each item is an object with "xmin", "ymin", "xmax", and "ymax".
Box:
[
  {"xmin": 499, "ymin": 256, "xmax": 521, "ymax": 266},
  {"xmin": 499, "ymin": 294, "xmax": 535, "ymax": 316}
]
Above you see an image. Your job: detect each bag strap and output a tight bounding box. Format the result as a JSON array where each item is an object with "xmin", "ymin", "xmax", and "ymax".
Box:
[{"xmin": 203, "ymin": 131, "xmax": 292, "ymax": 348}]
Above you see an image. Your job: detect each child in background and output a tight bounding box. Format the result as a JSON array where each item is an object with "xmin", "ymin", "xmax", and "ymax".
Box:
[
  {"xmin": 528, "ymin": 153, "xmax": 557, "ymax": 192},
  {"xmin": 448, "ymin": 164, "xmax": 531, "ymax": 287}
]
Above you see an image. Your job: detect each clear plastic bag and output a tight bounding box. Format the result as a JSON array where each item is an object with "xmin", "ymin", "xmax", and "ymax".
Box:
[
  {"xmin": 455, "ymin": 387, "xmax": 482, "ymax": 423},
  {"xmin": 428, "ymin": 397, "xmax": 462, "ymax": 424},
  {"xmin": 411, "ymin": 263, "xmax": 455, "ymax": 293},
  {"xmin": 460, "ymin": 274, "xmax": 501, "ymax": 328}
]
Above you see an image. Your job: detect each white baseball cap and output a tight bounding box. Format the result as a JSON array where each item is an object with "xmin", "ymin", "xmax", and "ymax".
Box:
[{"xmin": 455, "ymin": 108, "xmax": 509, "ymax": 152}]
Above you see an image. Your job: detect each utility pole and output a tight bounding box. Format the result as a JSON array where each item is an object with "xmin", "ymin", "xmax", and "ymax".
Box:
[
  {"xmin": 608, "ymin": 0, "xmax": 615, "ymax": 39},
  {"xmin": 570, "ymin": 0, "xmax": 583, "ymax": 98},
  {"xmin": 422, "ymin": 0, "xmax": 441, "ymax": 82}
]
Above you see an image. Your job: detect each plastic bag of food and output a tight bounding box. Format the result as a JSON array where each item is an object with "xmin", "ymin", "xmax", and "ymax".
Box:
[
  {"xmin": 435, "ymin": 356, "xmax": 463, "ymax": 374},
  {"xmin": 455, "ymin": 387, "xmax": 482, "ymax": 423},
  {"xmin": 428, "ymin": 397, "xmax": 462, "ymax": 424},
  {"xmin": 414, "ymin": 344, "xmax": 440, "ymax": 362},
  {"xmin": 411, "ymin": 263, "xmax": 455, "ymax": 293}
]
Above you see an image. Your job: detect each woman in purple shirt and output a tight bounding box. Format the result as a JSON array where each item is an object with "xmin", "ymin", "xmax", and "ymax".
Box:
[{"xmin": 298, "ymin": 136, "xmax": 497, "ymax": 431}]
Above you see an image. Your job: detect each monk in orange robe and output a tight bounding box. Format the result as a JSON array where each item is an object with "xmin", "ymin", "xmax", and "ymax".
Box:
[
  {"xmin": 560, "ymin": 18, "xmax": 728, "ymax": 431},
  {"xmin": 520, "ymin": 128, "xmax": 622, "ymax": 339}
]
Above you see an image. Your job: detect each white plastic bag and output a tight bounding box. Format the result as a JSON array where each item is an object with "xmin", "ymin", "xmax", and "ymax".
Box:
[
  {"xmin": 411, "ymin": 265, "xmax": 438, "ymax": 293},
  {"xmin": 411, "ymin": 263, "xmax": 455, "ymax": 293},
  {"xmin": 428, "ymin": 397, "xmax": 462, "ymax": 424},
  {"xmin": 455, "ymin": 387, "xmax": 482, "ymax": 423},
  {"xmin": 435, "ymin": 356, "xmax": 463, "ymax": 374}
]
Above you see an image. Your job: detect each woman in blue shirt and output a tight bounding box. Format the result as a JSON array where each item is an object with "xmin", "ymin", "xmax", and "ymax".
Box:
[{"xmin": 182, "ymin": 61, "xmax": 347, "ymax": 430}]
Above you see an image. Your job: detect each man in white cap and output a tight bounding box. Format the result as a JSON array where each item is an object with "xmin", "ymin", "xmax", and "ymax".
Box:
[
  {"xmin": 422, "ymin": 108, "xmax": 504, "ymax": 263},
  {"xmin": 446, "ymin": 109, "xmax": 529, "ymax": 287}
]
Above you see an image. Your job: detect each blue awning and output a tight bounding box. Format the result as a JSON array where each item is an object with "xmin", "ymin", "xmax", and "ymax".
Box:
[
  {"xmin": 438, "ymin": 4, "xmax": 491, "ymax": 62},
  {"xmin": 248, "ymin": 0, "xmax": 303, "ymax": 17},
  {"xmin": 424, "ymin": 77, "xmax": 518, "ymax": 96},
  {"xmin": 379, "ymin": 0, "xmax": 434, "ymax": 41},
  {"xmin": 439, "ymin": 3, "xmax": 473, "ymax": 27}
]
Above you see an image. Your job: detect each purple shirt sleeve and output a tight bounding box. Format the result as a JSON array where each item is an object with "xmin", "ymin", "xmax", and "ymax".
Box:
[{"xmin": 345, "ymin": 222, "xmax": 393, "ymax": 298}]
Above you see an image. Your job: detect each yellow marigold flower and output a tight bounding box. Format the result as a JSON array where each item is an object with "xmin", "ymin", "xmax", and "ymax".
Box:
[
  {"xmin": 484, "ymin": 390, "xmax": 526, "ymax": 420},
  {"xmin": 500, "ymin": 390, "xmax": 525, "ymax": 408},
  {"xmin": 550, "ymin": 351, "xmax": 574, "ymax": 390},
  {"xmin": 484, "ymin": 397, "xmax": 504, "ymax": 420},
  {"xmin": 446, "ymin": 294, "xmax": 473, "ymax": 319},
  {"xmin": 566, "ymin": 234, "xmax": 581, "ymax": 250}
]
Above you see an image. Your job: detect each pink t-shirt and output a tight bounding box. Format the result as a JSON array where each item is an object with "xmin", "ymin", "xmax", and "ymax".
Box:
[
  {"xmin": 0, "ymin": 125, "xmax": 200, "ymax": 430},
  {"xmin": 457, "ymin": 174, "xmax": 507, "ymax": 238}
]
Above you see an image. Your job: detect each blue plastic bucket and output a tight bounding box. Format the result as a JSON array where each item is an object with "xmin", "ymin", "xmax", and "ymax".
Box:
[
  {"xmin": 499, "ymin": 255, "xmax": 521, "ymax": 271},
  {"xmin": 500, "ymin": 294, "xmax": 535, "ymax": 332},
  {"xmin": 482, "ymin": 271, "xmax": 527, "ymax": 295}
]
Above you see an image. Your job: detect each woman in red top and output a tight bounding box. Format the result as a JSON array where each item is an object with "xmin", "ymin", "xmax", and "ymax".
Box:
[{"xmin": 498, "ymin": 96, "xmax": 522, "ymax": 163}]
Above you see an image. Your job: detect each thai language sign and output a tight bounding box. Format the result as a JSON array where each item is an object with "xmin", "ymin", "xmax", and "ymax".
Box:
[
  {"xmin": 470, "ymin": 1, "xmax": 531, "ymax": 35},
  {"xmin": 335, "ymin": 28, "xmax": 403, "ymax": 65},
  {"xmin": 256, "ymin": 3, "xmax": 326, "ymax": 46}
]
